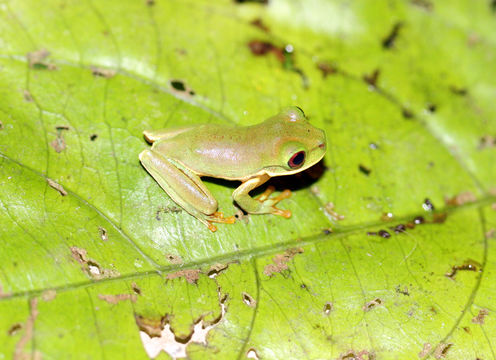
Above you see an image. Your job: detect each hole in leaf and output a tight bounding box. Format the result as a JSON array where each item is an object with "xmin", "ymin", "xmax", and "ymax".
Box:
[
  {"xmin": 132, "ymin": 282, "xmax": 142, "ymax": 295},
  {"xmin": 422, "ymin": 198, "xmax": 435, "ymax": 211},
  {"xmin": 246, "ymin": 348, "xmax": 260, "ymax": 359},
  {"xmin": 323, "ymin": 302, "xmax": 333, "ymax": 315},
  {"xmin": 242, "ymin": 292, "xmax": 256, "ymax": 307},
  {"xmin": 363, "ymin": 298, "xmax": 383, "ymax": 312},
  {"xmin": 170, "ymin": 80, "xmax": 186, "ymax": 92},
  {"xmin": 98, "ymin": 226, "xmax": 108, "ymax": 241}
]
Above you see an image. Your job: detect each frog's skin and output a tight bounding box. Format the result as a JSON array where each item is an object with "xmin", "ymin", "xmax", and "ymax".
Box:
[{"xmin": 139, "ymin": 107, "xmax": 327, "ymax": 231}]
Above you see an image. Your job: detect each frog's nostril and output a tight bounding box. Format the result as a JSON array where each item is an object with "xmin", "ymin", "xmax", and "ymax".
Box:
[{"xmin": 318, "ymin": 142, "xmax": 326, "ymax": 149}]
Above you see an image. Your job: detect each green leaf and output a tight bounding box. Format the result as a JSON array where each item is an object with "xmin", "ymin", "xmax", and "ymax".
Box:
[{"xmin": 1, "ymin": 0, "xmax": 495, "ymax": 359}]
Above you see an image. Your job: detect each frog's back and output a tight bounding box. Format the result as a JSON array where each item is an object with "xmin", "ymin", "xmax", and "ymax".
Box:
[{"xmin": 151, "ymin": 123, "xmax": 269, "ymax": 180}]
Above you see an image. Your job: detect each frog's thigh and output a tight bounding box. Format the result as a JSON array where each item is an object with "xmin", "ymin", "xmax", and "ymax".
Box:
[{"xmin": 139, "ymin": 149, "xmax": 218, "ymax": 216}]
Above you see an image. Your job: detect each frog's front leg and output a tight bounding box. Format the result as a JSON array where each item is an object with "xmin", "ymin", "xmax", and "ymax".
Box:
[
  {"xmin": 232, "ymin": 174, "xmax": 292, "ymax": 218},
  {"xmin": 139, "ymin": 149, "xmax": 235, "ymax": 231}
]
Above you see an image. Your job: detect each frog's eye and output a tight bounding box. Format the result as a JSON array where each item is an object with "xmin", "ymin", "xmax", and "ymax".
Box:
[{"xmin": 288, "ymin": 151, "xmax": 306, "ymax": 169}]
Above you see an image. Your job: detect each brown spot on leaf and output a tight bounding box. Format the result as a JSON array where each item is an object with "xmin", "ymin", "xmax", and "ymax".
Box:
[
  {"xmin": 156, "ymin": 206, "xmax": 182, "ymax": 220},
  {"xmin": 249, "ymin": 40, "xmax": 275, "ymax": 54},
  {"xmin": 207, "ymin": 263, "xmax": 229, "ymax": 278},
  {"xmin": 402, "ymin": 108, "xmax": 414, "ymax": 118},
  {"xmin": 382, "ymin": 22, "xmax": 403, "ymax": 49},
  {"xmin": 242, "ymin": 292, "xmax": 257, "ymax": 307},
  {"xmin": 98, "ymin": 293, "xmax": 137, "ymax": 304},
  {"xmin": 363, "ymin": 69, "xmax": 380, "ymax": 87},
  {"xmin": 472, "ymin": 308, "xmax": 489, "ymax": 324},
  {"xmin": 0, "ymin": 283, "xmax": 10, "ymax": 298},
  {"xmin": 432, "ymin": 213, "xmax": 447, "ymax": 224},
  {"xmin": 486, "ymin": 228, "xmax": 495, "ymax": 239},
  {"xmin": 263, "ymin": 247, "xmax": 304, "ymax": 276},
  {"xmin": 166, "ymin": 269, "xmax": 201, "ymax": 284},
  {"xmin": 324, "ymin": 202, "xmax": 345, "ymax": 221},
  {"xmin": 235, "ymin": 0, "xmax": 268, "ymax": 4},
  {"xmin": 250, "ymin": 18, "xmax": 269, "ymax": 32},
  {"xmin": 23, "ymin": 90, "xmax": 33, "ymax": 102},
  {"xmin": 363, "ymin": 298, "xmax": 383, "ymax": 312},
  {"xmin": 478, "ymin": 135, "xmax": 496, "ymax": 149},
  {"xmin": 50, "ymin": 137, "xmax": 66, "ymax": 153},
  {"xmin": 418, "ymin": 342, "xmax": 432, "ymax": 358},
  {"xmin": 445, "ymin": 191, "xmax": 477, "ymax": 206},
  {"xmin": 317, "ymin": 62, "xmax": 338, "ymax": 78},
  {"xmin": 359, "ymin": 164, "xmax": 371, "ymax": 176},
  {"xmin": 165, "ymin": 253, "xmax": 183, "ymax": 265},
  {"xmin": 50, "ymin": 125, "xmax": 70, "ymax": 153},
  {"xmin": 90, "ymin": 134, "xmax": 98, "ymax": 141},
  {"xmin": 395, "ymin": 285, "xmax": 410, "ymax": 296},
  {"xmin": 449, "ymin": 85, "xmax": 468, "ymax": 96},
  {"xmin": 338, "ymin": 350, "xmax": 375, "ymax": 360},
  {"xmin": 433, "ymin": 343, "xmax": 452, "ymax": 359},
  {"xmin": 41, "ymin": 289, "xmax": 56, "ymax": 302},
  {"xmin": 381, "ymin": 212, "xmax": 394, "ymax": 221},
  {"xmin": 411, "ymin": 0, "xmax": 433, "ymax": 11},
  {"xmin": 26, "ymin": 49, "xmax": 57, "ymax": 70},
  {"xmin": 8, "ymin": 323, "xmax": 22, "ymax": 336},
  {"xmin": 91, "ymin": 66, "xmax": 116, "ymax": 78},
  {"xmin": 445, "ymin": 259, "xmax": 481, "ymax": 279},
  {"xmin": 47, "ymin": 178, "xmax": 67, "ymax": 196},
  {"xmin": 14, "ymin": 298, "xmax": 39, "ymax": 360},
  {"xmin": 135, "ymin": 314, "xmax": 165, "ymax": 338},
  {"xmin": 70, "ymin": 246, "xmax": 120, "ymax": 280}
]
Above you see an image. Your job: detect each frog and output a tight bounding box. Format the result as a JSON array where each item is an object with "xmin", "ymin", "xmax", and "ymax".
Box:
[{"xmin": 139, "ymin": 107, "xmax": 326, "ymax": 231}]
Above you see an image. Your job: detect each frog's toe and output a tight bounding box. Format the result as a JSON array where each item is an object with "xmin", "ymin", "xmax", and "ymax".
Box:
[
  {"xmin": 272, "ymin": 207, "xmax": 292, "ymax": 218},
  {"xmin": 206, "ymin": 211, "xmax": 236, "ymax": 226}
]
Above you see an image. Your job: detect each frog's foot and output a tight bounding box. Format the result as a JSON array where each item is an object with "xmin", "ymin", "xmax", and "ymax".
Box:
[
  {"xmin": 255, "ymin": 186, "xmax": 292, "ymax": 218},
  {"xmin": 205, "ymin": 212, "xmax": 236, "ymax": 232}
]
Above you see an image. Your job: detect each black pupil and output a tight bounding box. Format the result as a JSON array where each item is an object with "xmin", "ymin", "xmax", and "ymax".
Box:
[{"xmin": 289, "ymin": 152, "xmax": 305, "ymax": 168}]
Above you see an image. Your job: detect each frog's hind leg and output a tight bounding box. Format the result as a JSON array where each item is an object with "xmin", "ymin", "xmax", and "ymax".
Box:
[
  {"xmin": 143, "ymin": 126, "xmax": 195, "ymax": 143},
  {"xmin": 139, "ymin": 149, "xmax": 234, "ymax": 231}
]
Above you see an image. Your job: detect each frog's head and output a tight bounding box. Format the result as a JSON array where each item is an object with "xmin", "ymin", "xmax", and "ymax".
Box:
[{"xmin": 264, "ymin": 107, "xmax": 327, "ymax": 176}]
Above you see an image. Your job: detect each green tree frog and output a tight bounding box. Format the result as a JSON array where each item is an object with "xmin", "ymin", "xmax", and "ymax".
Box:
[{"xmin": 139, "ymin": 107, "xmax": 326, "ymax": 231}]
